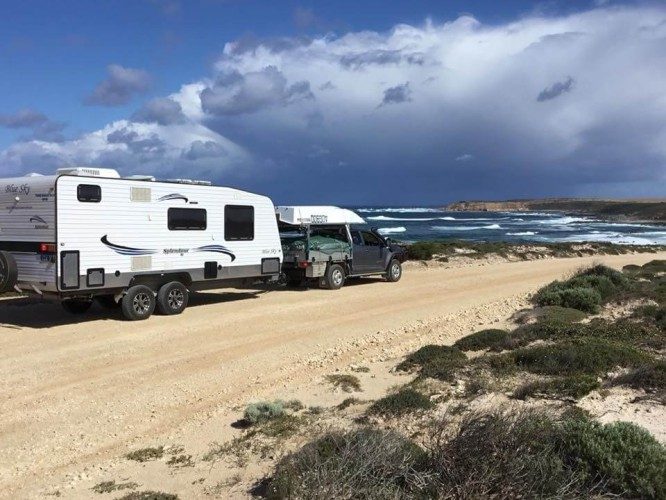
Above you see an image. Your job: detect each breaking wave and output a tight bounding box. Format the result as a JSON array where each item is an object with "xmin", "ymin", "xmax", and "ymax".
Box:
[
  {"xmin": 377, "ymin": 226, "xmax": 407, "ymax": 234},
  {"xmin": 433, "ymin": 224, "xmax": 503, "ymax": 231},
  {"xmin": 507, "ymin": 231, "xmax": 537, "ymax": 236}
]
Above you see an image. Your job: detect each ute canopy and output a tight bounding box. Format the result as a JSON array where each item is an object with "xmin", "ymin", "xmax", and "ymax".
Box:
[{"xmin": 276, "ymin": 206, "xmax": 365, "ymax": 226}]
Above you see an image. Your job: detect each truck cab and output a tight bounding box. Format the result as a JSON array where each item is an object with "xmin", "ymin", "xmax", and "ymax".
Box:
[{"xmin": 276, "ymin": 206, "xmax": 406, "ymax": 289}]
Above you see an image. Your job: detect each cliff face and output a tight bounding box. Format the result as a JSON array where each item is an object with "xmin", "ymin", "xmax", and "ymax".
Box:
[{"xmin": 444, "ymin": 199, "xmax": 666, "ymax": 222}]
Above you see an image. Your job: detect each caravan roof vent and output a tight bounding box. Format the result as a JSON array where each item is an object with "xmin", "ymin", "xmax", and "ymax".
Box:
[
  {"xmin": 57, "ymin": 167, "xmax": 121, "ymax": 178},
  {"xmin": 125, "ymin": 175, "xmax": 156, "ymax": 181},
  {"xmin": 166, "ymin": 178, "xmax": 212, "ymax": 186}
]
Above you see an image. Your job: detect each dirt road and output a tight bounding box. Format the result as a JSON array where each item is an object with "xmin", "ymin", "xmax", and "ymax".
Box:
[{"xmin": 0, "ymin": 252, "xmax": 663, "ymax": 497}]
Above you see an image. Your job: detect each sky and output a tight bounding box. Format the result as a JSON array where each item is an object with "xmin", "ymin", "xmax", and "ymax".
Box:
[{"xmin": 0, "ymin": 0, "xmax": 665, "ymax": 204}]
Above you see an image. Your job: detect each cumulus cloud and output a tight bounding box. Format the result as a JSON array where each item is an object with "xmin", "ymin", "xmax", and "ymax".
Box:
[
  {"xmin": 537, "ymin": 77, "xmax": 575, "ymax": 102},
  {"xmin": 85, "ymin": 64, "xmax": 151, "ymax": 106},
  {"xmin": 380, "ymin": 82, "xmax": 412, "ymax": 106},
  {"xmin": 0, "ymin": 109, "xmax": 66, "ymax": 142},
  {"xmin": 132, "ymin": 97, "xmax": 187, "ymax": 125},
  {"xmin": 3, "ymin": 5, "xmax": 666, "ymax": 201},
  {"xmin": 200, "ymin": 66, "xmax": 313, "ymax": 115},
  {"xmin": 455, "ymin": 154, "xmax": 473, "ymax": 162}
]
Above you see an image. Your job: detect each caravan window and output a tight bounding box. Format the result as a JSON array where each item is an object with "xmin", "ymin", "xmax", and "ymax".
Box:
[
  {"xmin": 225, "ymin": 205, "xmax": 254, "ymax": 241},
  {"xmin": 77, "ymin": 184, "xmax": 101, "ymax": 203},
  {"xmin": 168, "ymin": 208, "xmax": 207, "ymax": 230}
]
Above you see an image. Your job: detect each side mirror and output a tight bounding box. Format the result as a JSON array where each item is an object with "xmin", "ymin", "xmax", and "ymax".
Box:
[{"xmin": 384, "ymin": 237, "xmax": 392, "ymax": 245}]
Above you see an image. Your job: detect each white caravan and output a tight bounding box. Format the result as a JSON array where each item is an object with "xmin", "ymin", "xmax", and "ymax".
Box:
[{"xmin": 0, "ymin": 168, "xmax": 283, "ymax": 320}]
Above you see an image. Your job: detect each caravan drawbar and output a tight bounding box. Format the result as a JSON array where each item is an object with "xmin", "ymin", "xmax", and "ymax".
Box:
[{"xmin": 0, "ymin": 168, "xmax": 283, "ymax": 320}]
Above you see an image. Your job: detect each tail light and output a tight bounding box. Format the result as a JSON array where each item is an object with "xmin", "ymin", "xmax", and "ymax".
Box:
[
  {"xmin": 297, "ymin": 261, "xmax": 310, "ymax": 268},
  {"xmin": 39, "ymin": 243, "xmax": 56, "ymax": 254}
]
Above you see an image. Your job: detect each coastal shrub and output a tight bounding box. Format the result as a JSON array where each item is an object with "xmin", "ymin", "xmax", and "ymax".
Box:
[
  {"xmin": 513, "ymin": 374, "xmax": 600, "ymax": 400},
  {"xmin": 326, "ymin": 374, "xmax": 362, "ymax": 392},
  {"xmin": 641, "ymin": 259, "xmax": 666, "ymax": 275},
  {"xmin": 368, "ymin": 388, "xmax": 433, "ymax": 417},
  {"xmin": 511, "ymin": 339, "xmax": 650, "ymax": 376},
  {"xmin": 608, "ymin": 361, "xmax": 666, "ymax": 393},
  {"xmin": 125, "ymin": 446, "xmax": 164, "ymax": 462},
  {"xmin": 533, "ymin": 265, "xmax": 631, "ymax": 312},
  {"xmin": 267, "ymin": 429, "xmax": 430, "ymax": 499},
  {"xmin": 244, "ymin": 401, "xmax": 285, "ymax": 425},
  {"xmin": 453, "ymin": 329, "xmax": 509, "ymax": 351},
  {"xmin": 558, "ymin": 419, "xmax": 666, "ymax": 498},
  {"xmin": 396, "ymin": 345, "xmax": 467, "ymax": 381},
  {"xmin": 407, "ymin": 241, "xmax": 441, "ymax": 260},
  {"xmin": 429, "ymin": 411, "xmax": 581, "ymax": 498},
  {"xmin": 118, "ymin": 492, "xmax": 178, "ymax": 500}
]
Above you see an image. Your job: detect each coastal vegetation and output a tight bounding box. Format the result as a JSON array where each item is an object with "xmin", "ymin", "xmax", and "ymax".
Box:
[{"xmin": 258, "ymin": 260, "xmax": 666, "ymax": 498}]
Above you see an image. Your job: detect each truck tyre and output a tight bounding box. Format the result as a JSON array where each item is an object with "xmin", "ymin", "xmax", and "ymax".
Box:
[
  {"xmin": 121, "ymin": 285, "xmax": 156, "ymax": 321},
  {"xmin": 386, "ymin": 259, "xmax": 402, "ymax": 283},
  {"xmin": 157, "ymin": 281, "xmax": 189, "ymax": 315},
  {"xmin": 0, "ymin": 250, "xmax": 18, "ymax": 292},
  {"xmin": 61, "ymin": 299, "xmax": 93, "ymax": 314},
  {"xmin": 96, "ymin": 294, "xmax": 121, "ymax": 309},
  {"xmin": 324, "ymin": 264, "xmax": 345, "ymax": 290}
]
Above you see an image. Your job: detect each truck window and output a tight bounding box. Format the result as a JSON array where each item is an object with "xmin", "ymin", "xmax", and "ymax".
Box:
[
  {"xmin": 225, "ymin": 205, "xmax": 254, "ymax": 241},
  {"xmin": 77, "ymin": 184, "xmax": 101, "ymax": 203},
  {"xmin": 168, "ymin": 208, "xmax": 207, "ymax": 230},
  {"xmin": 351, "ymin": 230, "xmax": 363, "ymax": 245},
  {"xmin": 361, "ymin": 231, "xmax": 382, "ymax": 246}
]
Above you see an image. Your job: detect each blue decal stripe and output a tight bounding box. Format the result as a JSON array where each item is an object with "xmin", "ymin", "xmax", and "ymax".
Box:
[{"xmin": 101, "ymin": 235, "xmax": 157, "ymax": 255}]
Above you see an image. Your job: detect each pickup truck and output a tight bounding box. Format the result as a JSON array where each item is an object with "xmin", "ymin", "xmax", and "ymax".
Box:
[{"xmin": 276, "ymin": 206, "xmax": 407, "ymax": 289}]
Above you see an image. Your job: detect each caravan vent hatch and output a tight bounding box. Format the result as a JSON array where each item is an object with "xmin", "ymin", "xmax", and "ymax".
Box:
[{"xmin": 56, "ymin": 167, "xmax": 121, "ymax": 178}]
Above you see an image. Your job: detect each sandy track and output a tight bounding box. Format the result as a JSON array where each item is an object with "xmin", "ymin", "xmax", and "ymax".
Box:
[{"xmin": 0, "ymin": 252, "xmax": 663, "ymax": 497}]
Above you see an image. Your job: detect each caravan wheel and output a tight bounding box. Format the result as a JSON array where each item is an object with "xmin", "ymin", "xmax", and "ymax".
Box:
[
  {"xmin": 0, "ymin": 251, "xmax": 18, "ymax": 292},
  {"xmin": 157, "ymin": 281, "xmax": 189, "ymax": 315},
  {"xmin": 122, "ymin": 285, "xmax": 156, "ymax": 321}
]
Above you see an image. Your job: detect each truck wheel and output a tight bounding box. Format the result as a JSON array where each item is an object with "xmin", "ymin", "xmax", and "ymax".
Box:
[
  {"xmin": 121, "ymin": 285, "xmax": 156, "ymax": 321},
  {"xmin": 324, "ymin": 264, "xmax": 345, "ymax": 290},
  {"xmin": 386, "ymin": 259, "xmax": 402, "ymax": 283},
  {"xmin": 157, "ymin": 281, "xmax": 189, "ymax": 315},
  {"xmin": 0, "ymin": 251, "xmax": 18, "ymax": 292},
  {"xmin": 96, "ymin": 295, "xmax": 121, "ymax": 309},
  {"xmin": 61, "ymin": 299, "xmax": 93, "ymax": 314}
]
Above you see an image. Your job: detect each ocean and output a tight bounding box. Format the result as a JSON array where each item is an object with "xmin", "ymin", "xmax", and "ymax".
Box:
[{"xmin": 350, "ymin": 207, "xmax": 666, "ymax": 246}]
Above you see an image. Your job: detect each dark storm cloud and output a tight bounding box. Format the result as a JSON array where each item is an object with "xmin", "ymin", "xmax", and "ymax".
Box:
[
  {"xmin": 0, "ymin": 109, "xmax": 66, "ymax": 142},
  {"xmin": 107, "ymin": 128, "xmax": 139, "ymax": 144},
  {"xmin": 132, "ymin": 98, "xmax": 186, "ymax": 125},
  {"xmin": 181, "ymin": 140, "xmax": 227, "ymax": 160},
  {"xmin": 84, "ymin": 64, "xmax": 151, "ymax": 106},
  {"xmin": 537, "ymin": 77, "xmax": 575, "ymax": 102},
  {"xmin": 225, "ymin": 35, "xmax": 313, "ymax": 56},
  {"xmin": 380, "ymin": 83, "xmax": 412, "ymax": 106},
  {"xmin": 200, "ymin": 66, "xmax": 314, "ymax": 115}
]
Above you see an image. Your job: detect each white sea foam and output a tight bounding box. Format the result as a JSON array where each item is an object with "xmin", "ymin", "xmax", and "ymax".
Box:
[
  {"xmin": 433, "ymin": 224, "xmax": 502, "ymax": 231},
  {"xmin": 507, "ymin": 231, "xmax": 537, "ymax": 236},
  {"xmin": 537, "ymin": 216, "xmax": 591, "ymax": 225},
  {"xmin": 377, "ymin": 226, "xmax": 407, "ymax": 234},
  {"xmin": 367, "ymin": 215, "xmax": 437, "ymax": 221},
  {"xmin": 357, "ymin": 208, "xmax": 441, "ymax": 213},
  {"xmin": 562, "ymin": 232, "xmax": 663, "ymax": 245}
]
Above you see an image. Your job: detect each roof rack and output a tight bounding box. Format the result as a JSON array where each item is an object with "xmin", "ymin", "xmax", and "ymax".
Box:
[{"xmin": 125, "ymin": 175, "xmax": 156, "ymax": 181}]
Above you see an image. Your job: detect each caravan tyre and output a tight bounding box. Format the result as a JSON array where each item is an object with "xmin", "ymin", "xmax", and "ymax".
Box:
[
  {"xmin": 61, "ymin": 299, "xmax": 93, "ymax": 314},
  {"xmin": 386, "ymin": 259, "xmax": 402, "ymax": 283},
  {"xmin": 122, "ymin": 285, "xmax": 156, "ymax": 321},
  {"xmin": 324, "ymin": 264, "xmax": 345, "ymax": 290},
  {"xmin": 0, "ymin": 250, "xmax": 18, "ymax": 293},
  {"xmin": 157, "ymin": 281, "xmax": 189, "ymax": 315}
]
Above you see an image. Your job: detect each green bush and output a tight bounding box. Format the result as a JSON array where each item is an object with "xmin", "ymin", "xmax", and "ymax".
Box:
[
  {"xmin": 511, "ymin": 339, "xmax": 650, "ymax": 376},
  {"xmin": 407, "ymin": 241, "xmax": 441, "ymax": 260},
  {"xmin": 608, "ymin": 361, "xmax": 666, "ymax": 393},
  {"xmin": 533, "ymin": 265, "xmax": 631, "ymax": 312},
  {"xmin": 536, "ymin": 306, "xmax": 588, "ymax": 324},
  {"xmin": 244, "ymin": 401, "xmax": 285, "ymax": 424},
  {"xmin": 429, "ymin": 411, "xmax": 581, "ymax": 498},
  {"xmin": 454, "ymin": 329, "xmax": 509, "ymax": 351},
  {"xmin": 267, "ymin": 428, "xmax": 430, "ymax": 499},
  {"xmin": 396, "ymin": 345, "xmax": 467, "ymax": 381},
  {"xmin": 513, "ymin": 374, "xmax": 599, "ymax": 400},
  {"xmin": 367, "ymin": 388, "xmax": 433, "ymax": 417},
  {"xmin": 559, "ymin": 419, "xmax": 666, "ymax": 498}
]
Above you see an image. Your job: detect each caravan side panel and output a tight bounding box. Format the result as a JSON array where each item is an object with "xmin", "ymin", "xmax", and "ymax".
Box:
[
  {"xmin": 55, "ymin": 176, "xmax": 282, "ymax": 292},
  {"xmin": 0, "ymin": 176, "xmax": 57, "ymax": 289}
]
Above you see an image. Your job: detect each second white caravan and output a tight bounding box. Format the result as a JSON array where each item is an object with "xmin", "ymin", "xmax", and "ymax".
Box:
[{"xmin": 0, "ymin": 168, "xmax": 283, "ymax": 320}]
